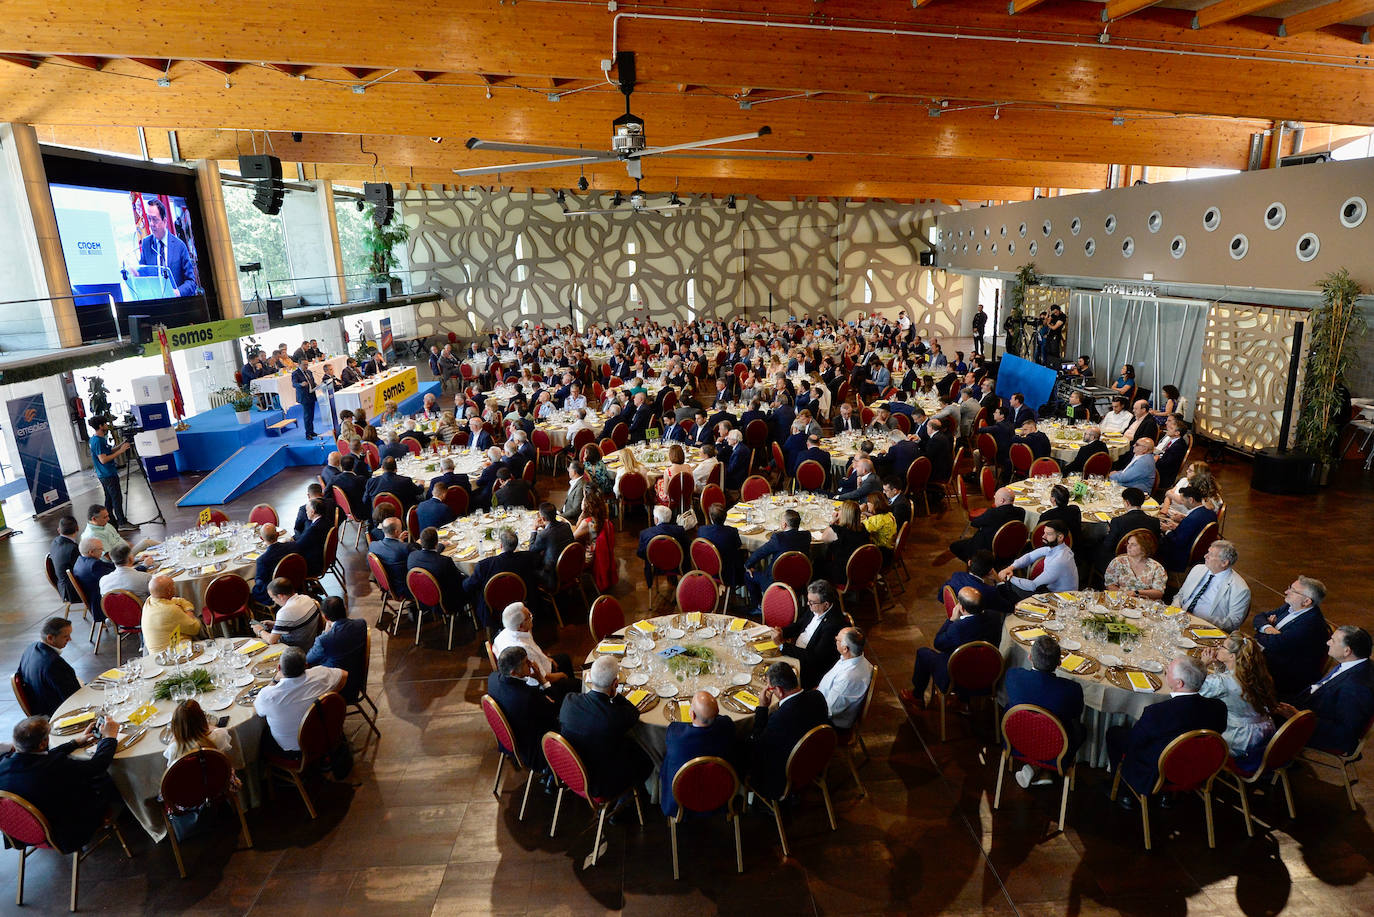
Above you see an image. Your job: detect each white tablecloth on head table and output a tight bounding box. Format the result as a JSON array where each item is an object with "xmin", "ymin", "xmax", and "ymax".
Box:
[
  {"xmin": 997, "ymin": 589, "xmax": 1223, "ymax": 766},
  {"xmin": 49, "ymin": 637, "xmax": 268, "ymax": 841},
  {"xmin": 142, "ymin": 522, "xmax": 269, "ymax": 609},
  {"xmin": 1037, "ymin": 420, "xmax": 1130, "ymax": 465},
  {"xmin": 437, "ymin": 507, "xmax": 541, "ymax": 574},
  {"xmin": 582, "ymin": 612, "xmax": 800, "ymax": 766},
  {"xmin": 1006, "ymin": 475, "xmax": 1160, "ymax": 533},
  {"xmin": 248, "ymin": 355, "xmax": 348, "ymax": 408},
  {"xmin": 727, "ymin": 493, "xmax": 841, "ymax": 551},
  {"xmin": 334, "ymin": 366, "xmax": 420, "ymax": 417}
]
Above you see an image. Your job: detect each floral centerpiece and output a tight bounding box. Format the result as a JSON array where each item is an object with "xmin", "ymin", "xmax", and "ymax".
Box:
[
  {"xmin": 667, "ymin": 645, "xmax": 717, "ymax": 677},
  {"xmin": 1082, "ymin": 613, "xmax": 1142, "ymax": 644}
]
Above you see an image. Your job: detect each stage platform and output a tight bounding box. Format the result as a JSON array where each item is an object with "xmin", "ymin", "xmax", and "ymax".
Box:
[{"xmin": 170, "ymin": 380, "xmax": 441, "ymax": 508}]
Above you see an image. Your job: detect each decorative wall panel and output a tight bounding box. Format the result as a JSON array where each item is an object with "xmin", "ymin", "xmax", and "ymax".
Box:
[
  {"xmin": 403, "ymin": 190, "xmax": 962, "ymax": 338},
  {"xmin": 1194, "ymin": 303, "xmax": 1308, "ymax": 452},
  {"xmin": 1025, "ymin": 286, "xmax": 1071, "ymax": 312}
]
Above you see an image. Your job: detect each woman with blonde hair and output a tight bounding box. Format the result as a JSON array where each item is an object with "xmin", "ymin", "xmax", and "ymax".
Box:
[
  {"xmin": 613, "ymin": 445, "xmax": 646, "ymax": 485},
  {"xmin": 1161, "ymin": 460, "xmax": 1223, "ymax": 516},
  {"xmin": 861, "ymin": 492, "xmax": 897, "ymax": 552},
  {"xmin": 435, "ymin": 411, "xmax": 460, "ymax": 442},
  {"xmin": 1200, "ymin": 632, "xmax": 1278, "ymax": 769},
  {"xmin": 163, "ymin": 698, "xmax": 238, "ymax": 777}
]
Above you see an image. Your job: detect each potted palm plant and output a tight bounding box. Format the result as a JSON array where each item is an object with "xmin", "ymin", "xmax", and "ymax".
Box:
[
  {"xmin": 1296, "ymin": 268, "xmax": 1366, "ymax": 485},
  {"xmin": 364, "ymin": 212, "xmax": 411, "ymax": 300}
]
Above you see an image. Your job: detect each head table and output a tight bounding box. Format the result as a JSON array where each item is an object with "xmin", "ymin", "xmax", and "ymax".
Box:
[
  {"xmin": 49, "ymin": 636, "xmax": 272, "ymax": 840},
  {"xmin": 999, "ymin": 588, "xmax": 1226, "ymax": 765}
]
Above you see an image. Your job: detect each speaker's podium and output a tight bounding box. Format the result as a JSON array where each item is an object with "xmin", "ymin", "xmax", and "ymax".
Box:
[{"xmin": 121, "ymin": 266, "xmax": 179, "ymax": 301}]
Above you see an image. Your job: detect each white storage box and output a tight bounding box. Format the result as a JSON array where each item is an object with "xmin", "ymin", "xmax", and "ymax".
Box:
[
  {"xmin": 134, "ymin": 427, "xmax": 179, "ymax": 457},
  {"xmin": 131, "ymin": 374, "xmax": 174, "ymax": 405}
]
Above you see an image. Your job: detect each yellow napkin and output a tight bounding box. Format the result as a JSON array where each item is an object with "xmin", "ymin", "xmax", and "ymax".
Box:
[
  {"xmin": 677, "ymin": 700, "xmax": 692, "ymax": 721},
  {"xmin": 236, "ymin": 640, "xmax": 266, "ymax": 655},
  {"xmin": 1055, "ymin": 592, "xmax": 1077, "ymax": 600},
  {"xmin": 734, "ymin": 690, "xmax": 761, "ymax": 711},
  {"xmin": 1018, "ymin": 627, "xmax": 1047, "ymax": 640},
  {"xmin": 728, "ymin": 618, "xmax": 748, "ymax": 631},
  {"xmin": 243, "ymin": 552, "xmax": 261, "ymax": 561},
  {"xmin": 127, "ymin": 703, "xmax": 159, "ymax": 726},
  {"xmin": 631, "ymin": 621, "xmax": 657, "ymax": 634},
  {"xmin": 201, "ymin": 564, "xmax": 218, "ymax": 575},
  {"xmin": 260, "ymin": 645, "xmax": 286, "ymax": 661},
  {"xmin": 597, "ymin": 642, "xmax": 627, "ymax": 654},
  {"xmin": 687, "ymin": 612, "xmax": 703, "ymax": 626},
  {"xmin": 625, "ymin": 689, "xmax": 650, "ymax": 706},
  {"xmin": 55, "ymin": 710, "xmax": 95, "ymax": 729},
  {"xmin": 1127, "ymin": 671, "xmax": 1156, "ymax": 692},
  {"xmin": 1095, "ymin": 511, "xmax": 1113, "ymax": 522},
  {"xmin": 1060, "ymin": 654, "xmax": 1086, "ymax": 672},
  {"xmin": 1192, "ymin": 627, "xmax": 1228, "ymax": 639},
  {"xmin": 1163, "ymin": 605, "xmax": 1185, "ymax": 616},
  {"xmin": 752, "ymin": 641, "xmax": 779, "ymax": 653},
  {"xmin": 99, "ymin": 668, "xmax": 125, "ymax": 681},
  {"xmin": 1143, "ymin": 499, "xmax": 1160, "ymax": 509}
]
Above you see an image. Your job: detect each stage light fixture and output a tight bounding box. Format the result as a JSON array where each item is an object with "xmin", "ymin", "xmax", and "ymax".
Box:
[
  {"xmin": 577, "ymin": 175, "xmax": 589, "ymax": 191},
  {"xmin": 668, "ymin": 192, "xmax": 683, "ymax": 206},
  {"xmin": 611, "ymin": 190, "xmax": 624, "ymax": 207},
  {"xmin": 725, "ymin": 195, "xmax": 737, "ymax": 210}
]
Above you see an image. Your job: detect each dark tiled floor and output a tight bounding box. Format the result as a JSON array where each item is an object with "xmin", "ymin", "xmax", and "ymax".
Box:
[{"xmin": 2, "ymin": 405, "xmax": 1374, "ymax": 915}]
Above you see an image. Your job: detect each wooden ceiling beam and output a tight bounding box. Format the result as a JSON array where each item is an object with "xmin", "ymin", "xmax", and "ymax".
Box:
[
  {"xmin": 0, "ymin": 53, "xmax": 44, "ymax": 69},
  {"xmin": 1102, "ymin": 0, "xmax": 1163, "ymax": 21},
  {"xmin": 195, "ymin": 59, "xmax": 238, "ymax": 75},
  {"xmin": 1191, "ymin": 0, "xmax": 1284, "ymax": 30},
  {"xmin": 1280, "ymin": 0, "xmax": 1374, "ymax": 36},
  {"xmin": 1006, "ymin": 0, "xmax": 1052, "ymax": 12},
  {"xmin": 54, "ymin": 55, "xmax": 102, "ymax": 70}
]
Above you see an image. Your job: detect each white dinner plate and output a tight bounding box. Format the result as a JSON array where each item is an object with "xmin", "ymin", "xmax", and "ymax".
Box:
[
  {"xmin": 1175, "ymin": 637, "xmax": 1199, "ymax": 649},
  {"xmin": 147, "ymin": 708, "xmax": 175, "ymax": 728},
  {"xmin": 696, "ymin": 627, "xmax": 718, "ymax": 639},
  {"xmin": 1138, "ymin": 660, "xmax": 1165, "ymax": 673},
  {"xmin": 619, "ymin": 657, "xmax": 641, "ymax": 669},
  {"xmin": 203, "ymin": 693, "xmax": 234, "ymax": 712},
  {"xmin": 661, "ymin": 627, "xmax": 685, "ymax": 639},
  {"xmin": 625, "ymin": 673, "xmax": 649, "ymax": 686},
  {"xmin": 654, "ymin": 683, "xmax": 678, "ymax": 698},
  {"xmin": 731, "ymin": 672, "xmax": 752, "ymax": 686},
  {"xmin": 1099, "ymin": 654, "xmax": 1123, "ymax": 668},
  {"xmin": 1118, "ymin": 607, "xmax": 1143, "ymax": 619},
  {"xmin": 231, "ymin": 672, "xmax": 254, "ymax": 687},
  {"xmin": 702, "ymin": 686, "xmax": 720, "ymax": 697},
  {"xmin": 1060, "ymin": 639, "xmax": 1082, "ymax": 651},
  {"xmin": 138, "ymin": 664, "xmax": 164, "ymax": 679},
  {"xmin": 1042, "ymin": 620, "xmax": 1066, "ymax": 632},
  {"xmin": 741, "ymin": 652, "xmax": 763, "ymax": 665}
]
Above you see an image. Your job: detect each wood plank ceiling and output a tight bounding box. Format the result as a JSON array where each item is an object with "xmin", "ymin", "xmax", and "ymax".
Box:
[{"xmin": 1, "ymin": 0, "xmax": 1372, "ymax": 202}]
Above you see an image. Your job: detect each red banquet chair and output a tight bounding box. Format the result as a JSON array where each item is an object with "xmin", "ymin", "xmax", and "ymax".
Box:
[
  {"xmin": 1082, "ymin": 451, "xmax": 1113, "ymax": 478},
  {"xmin": 542, "ymin": 732, "xmax": 644, "ymax": 867},
  {"xmin": 699, "ymin": 484, "xmax": 726, "ymax": 521},
  {"xmin": 615, "ymin": 471, "xmax": 650, "ymax": 528},
  {"xmin": 484, "ymin": 572, "xmax": 527, "ymax": 626},
  {"xmin": 1110, "ymin": 729, "xmax": 1230, "ymax": 850},
  {"xmin": 1029, "ymin": 457, "xmax": 1061, "ymax": 478},
  {"xmin": 1009, "ymin": 443, "xmax": 1034, "ymax": 480},
  {"xmin": 97, "ymin": 590, "xmax": 144, "ymax": 667},
  {"xmin": 0, "ymin": 789, "xmax": 131, "ymax": 910},
  {"xmin": 740, "ymin": 475, "xmax": 771, "ymax": 502},
  {"xmin": 646, "ymin": 535, "xmax": 685, "ymax": 602},
  {"xmin": 676, "ymin": 570, "xmax": 723, "ymax": 616},
  {"xmin": 248, "ymin": 503, "xmax": 279, "ymax": 526},
  {"xmin": 272, "ymin": 552, "xmax": 308, "ymax": 596},
  {"xmin": 367, "ymin": 552, "xmax": 413, "ymax": 635},
  {"xmin": 332, "ymin": 485, "xmax": 367, "ymax": 549},
  {"xmin": 668, "ymin": 756, "xmax": 744, "ymax": 879},
  {"xmin": 203, "ymin": 509, "xmax": 231, "ymax": 526},
  {"xmin": 905, "ymin": 456, "xmax": 932, "ymax": 515},
  {"xmin": 690, "ymin": 538, "xmax": 724, "ymax": 581},
  {"xmin": 746, "ymin": 724, "xmax": 838, "ymax": 858},
  {"xmin": 263, "ymin": 692, "xmax": 347, "ymax": 819},
  {"xmin": 405, "ymin": 567, "xmax": 461, "ymax": 650},
  {"xmin": 994, "ymin": 704, "xmax": 1078, "ymax": 830},
  {"xmin": 481, "ymin": 694, "xmax": 536, "ymax": 821},
  {"xmin": 761, "ymin": 582, "xmax": 799, "ymax": 629},
  {"xmin": 539, "ymin": 542, "xmax": 588, "ymax": 629},
  {"xmin": 793, "ymin": 459, "xmax": 827, "ymax": 493},
  {"xmin": 770, "ymin": 551, "xmax": 812, "ymax": 597},
  {"xmin": 159, "ymin": 748, "xmax": 252, "ymax": 877},
  {"xmin": 932, "ymin": 641, "xmax": 1004, "ymax": 742},
  {"xmin": 588, "ymin": 595, "xmax": 626, "ymax": 643},
  {"xmin": 1218, "ymin": 709, "xmax": 1316, "ymax": 834},
  {"xmin": 991, "ymin": 520, "xmax": 1030, "ymax": 566},
  {"xmin": 201, "ymin": 573, "xmax": 252, "ymax": 637},
  {"xmin": 835, "ymin": 544, "xmax": 883, "ymax": 619}
]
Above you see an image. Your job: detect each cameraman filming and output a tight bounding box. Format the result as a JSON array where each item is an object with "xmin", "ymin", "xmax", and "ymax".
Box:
[{"xmin": 88, "ymin": 416, "xmax": 136, "ymax": 532}]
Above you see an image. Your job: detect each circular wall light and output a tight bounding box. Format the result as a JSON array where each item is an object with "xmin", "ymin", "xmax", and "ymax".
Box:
[
  {"xmin": 1042, "ymin": 220, "xmax": 1052, "ymax": 237},
  {"xmin": 1296, "ymin": 232, "xmax": 1319, "ymax": 262},
  {"xmin": 1084, "ymin": 238, "xmax": 1096, "ymax": 256},
  {"xmin": 1264, "ymin": 201, "xmax": 1285, "ymax": 230},
  {"xmin": 1228, "ymin": 233, "xmax": 1248, "ymax": 260},
  {"xmin": 1202, "ymin": 206, "xmax": 1221, "ymax": 232},
  {"xmin": 1018, "ymin": 222, "xmax": 1028, "ymax": 238},
  {"xmin": 1147, "ymin": 211, "xmax": 1163, "ymax": 233},
  {"xmin": 1104, "ymin": 214, "xmax": 1117, "ymax": 235},
  {"xmin": 1028, "ymin": 240, "xmax": 1038, "ymax": 256},
  {"xmin": 1070, "ymin": 217, "xmax": 1082, "ymax": 236},
  {"xmin": 1007, "ymin": 241, "xmax": 1016, "ymax": 255},
  {"xmin": 1340, "ymin": 196, "xmax": 1367, "ymax": 229},
  {"xmin": 1170, "ymin": 234, "xmax": 1186, "ymax": 259},
  {"xmin": 1121, "ymin": 237, "xmax": 1135, "ymax": 258},
  {"xmin": 1053, "ymin": 238, "xmax": 1064, "ymax": 256}
]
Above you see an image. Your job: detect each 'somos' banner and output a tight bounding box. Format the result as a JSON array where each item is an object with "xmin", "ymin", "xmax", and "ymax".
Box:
[{"xmin": 6, "ymin": 395, "xmax": 71, "ymax": 516}]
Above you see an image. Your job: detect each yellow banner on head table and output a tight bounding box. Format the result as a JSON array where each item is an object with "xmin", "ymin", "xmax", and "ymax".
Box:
[{"xmin": 372, "ymin": 367, "xmax": 418, "ymax": 416}]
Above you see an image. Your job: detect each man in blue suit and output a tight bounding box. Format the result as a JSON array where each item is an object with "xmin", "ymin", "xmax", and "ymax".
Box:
[
  {"xmin": 364, "ymin": 456, "xmax": 421, "ymax": 511},
  {"xmin": 1106, "ymin": 656, "xmax": 1226, "ymax": 803},
  {"xmin": 739, "ymin": 399, "xmax": 768, "ymax": 431},
  {"xmin": 252, "ymin": 524, "xmax": 299, "ymax": 606},
  {"xmin": 660, "ymin": 691, "xmax": 737, "ymax": 816},
  {"xmin": 696, "ymin": 503, "xmax": 746, "ymax": 589},
  {"xmin": 902, "ymin": 587, "xmax": 1002, "ymax": 707},
  {"xmin": 723, "ymin": 433, "xmax": 754, "ymax": 491},
  {"xmin": 1157, "ymin": 486, "xmax": 1217, "ymax": 572},
  {"xmin": 290, "ymin": 360, "xmax": 320, "ymax": 440},
  {"xmin": 793, "ymin": 436, "xmax": 832, "ymax": 488},
  {"xmin": 1275, "ymin": 625, "xmax": 1374, "ymax": 756},
  {"xmin": 770, "ymin": 396, "xmax": 795, "ymax": 442},
  {"xmin": 745, "ymin": 509, "xmax": 811, "ymax": 605},
  {"xmin": 369, "ymin": 517, "xmax": 414, "ymax": 599},
  {"xmin": 1008, "ymin": 392, "xmax": 1036, "ymax": 428},
  {"xmin": 661, "ymin": 412, "xmax": 687, "ymax": 443},
  {"xmin": 305, "ymin": 597, "xmax": 367, "ymax": 703},
  {"xmin": 407, "ymin": 526, "xmax": 466, "ymax": 617},
  {"xmin": 487, "ymin": 646, "xmax": 559, "ymax": 770},
  {"xmin": 72, "ymin": 539, "xmax": 114, "ymax": 621},
  {"xmin": 467, "ymin": 417, "xmax": 493, "ymax": 452},
  {"xmin": 1253, "ymin": 576, "xmax": 1331, "ymax": 700},
  {"xmin": 1005, "ymin": 635, "xmax": 1085, "ymax": 787},
  {"xmin": 136, "ymin": 198, "xmax": 198, "ymax": 296},
  {"xmin": 884, "ymin": 430, "xmax": 922, "ymax": 480},
  {"xmin": 688, "ymin": 409, "xmax": 713, "ymax": 447},
  {"xmin": 636, "ymin": 506, "xmax": 690, "ymax": 588},
  {"xmin": 939, "ymin": 550, "xmax": 1012, "ymax": 615},
  {"xmin": 415, "ymin": 483, "xmax": 456, "ymax": 533},
  {"xmin": 426, "ymin": 458, "xmax": 472, "ymax": 505},
  {"xmin": 1109, "ymin": 438, "xmax": 1158, "ymax": 494}
]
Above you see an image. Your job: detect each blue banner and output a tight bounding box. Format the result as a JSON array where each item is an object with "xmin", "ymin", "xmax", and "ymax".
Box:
[
  {"xmin": 6, "ymin": 394, "xmax": 71, "ymax": 517},
  {"xmin": 379, "ymin": 317, "xmax": 395, "ymax": 364}
]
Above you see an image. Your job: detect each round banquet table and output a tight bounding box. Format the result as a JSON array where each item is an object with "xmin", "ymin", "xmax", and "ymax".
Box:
[
  {"xmin": 583, "ymin": 612, "xmax": 800, "ymax": 770},
  {"xmin": 395, "ymin": 448, "xmax": 489, "ymax": 488},
  {"xmin": 534, "ymin": 410, "xmax": 605, "ymax": 449},
  {"xmin": 727, "ymin": 493, "xmax": 842, "ymax": 551},
  {"xmin": 49, "ymin": 637, "xmax": 268, "ymax": 840},
  {"xmin": 822, "ymin": 430, "xmax": 896, "ymax": 472},
  {"xmin": 437, "ymin": 507, "xmax": 541, "ymax": 573},
  {"xmin": 141, "ymin": 522, "xmax": 267, "ymax": 609},
  {"xmin": 1007, "ymin": 475, "xmax": 1161, "ymax": 533},
  {"xmin": 998, "ymin": 589, "xmax": 1226, "ymax": 765},
  {"xmin": 1037, "ymin": 420, "xmax": 1130, "ymax": 464},
  {"xmin": 603, "ymin": 442, "xmax": 703, "ymax": 488}
]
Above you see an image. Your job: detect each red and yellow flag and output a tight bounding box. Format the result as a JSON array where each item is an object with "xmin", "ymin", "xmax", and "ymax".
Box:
[{"xmin": 156, "ymin": 325, "xmax": 187, "ymax": 422}]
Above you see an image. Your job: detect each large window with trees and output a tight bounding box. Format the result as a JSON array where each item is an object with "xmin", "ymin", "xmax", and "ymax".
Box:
[{"xmin": 223, "ymin": 184, "xmax": 296, "ymax": 298}]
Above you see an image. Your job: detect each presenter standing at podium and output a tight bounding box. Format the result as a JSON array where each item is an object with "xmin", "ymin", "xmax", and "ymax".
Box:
[
  {"xmin": 292, "ymin": 362, "xmax": 320, "ymax": 441},
  {"xmin": 137, "ymin": 199, "xmax": 199, "ymax": 297}
]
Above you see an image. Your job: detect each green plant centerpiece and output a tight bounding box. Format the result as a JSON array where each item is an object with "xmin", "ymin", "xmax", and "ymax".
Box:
[
  {"xmin": 153, "ymin": 668, "xmax": 213, "ymax": 700},
  {"xmin": 1082, "ymin": 613, "xmax": 1142, "ymax": 645},
  {"xmin": 1297, "ymin": 268, "xmax": 1366, "ymax": 465},
  {"xmin": 1070, "ymin": 480, "xmax": 1090, "ymax": 503},
  {"xmin": 667, "ymin": 645, "xmax": 717, "ymax": 677}
]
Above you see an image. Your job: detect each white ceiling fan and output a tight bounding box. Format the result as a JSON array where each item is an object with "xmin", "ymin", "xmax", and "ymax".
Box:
[{"xmin": 452, "ymin": 51, "xmax": 773, "ymax": 191}]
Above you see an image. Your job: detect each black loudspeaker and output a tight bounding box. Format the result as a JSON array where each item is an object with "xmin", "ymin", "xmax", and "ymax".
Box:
[
  {"xmin": 365, "ymin": 182, "xmax": 395, "ymax": 226},
  {"xmin": 919, "ymin": 250, "xmax": 936, "ymax": 266},
  {"xmin": 127, "ymin": 314, "xmax": 154, "ymax": 345},
  {"xmin": 265, "ymin": 298, "xmax": 284, "ymax": 322},
  {"xmin": 252, "ymin": 180, "xmax": 284, "ymax": 215},
  {"xmin": 238, "ymin": 154, "xmax": 282, "ymax": 180}
]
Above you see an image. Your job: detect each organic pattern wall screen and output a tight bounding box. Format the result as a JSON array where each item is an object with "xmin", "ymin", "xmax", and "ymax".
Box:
[
  {"xmin": 403, "ymin": 190, "xmax": 962, "ymax": 338},
  {"xmin": 1195, "ymin": 303, "xmax": 1309, "ymax": 452}
]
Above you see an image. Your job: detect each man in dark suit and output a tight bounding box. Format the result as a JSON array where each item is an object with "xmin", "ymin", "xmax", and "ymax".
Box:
[
  {"xmin": 661, "ymin": 691, "xmax": 737, "ymax": 816},
  {"xmin": 723, "ymin": 435, "xmax": 753, "ymax": 490},
  {"xmin": 884, "ymin": 431, "xmax": 922, "ymax": 481},
  {"xmin": 470, "ymin": 447, "xmax": 507, "ymax": 509},
  {"xmin": 294, "ymin": 483, "xmax": 337, "ymax": 537},
  {"xmin": 135, "ymin": 198, "xmax": 198, "ymax": 295},
  {"xmin": 1013, "ymin": 419, "xmax": 1052, "ymax": 461},
  {"xmin": 252, "ymin": 524, "xmax": 299, "ymax": 606},
  {"xmin": 902, "ymin": 587, "xmax": 1002, "ymax": 707},
  {"xmin": 1157, "ymin": 488, "xmax": 1217, "ymax": 572},
  {"xmin": 1153, "ymin": 415, "xmax": 1190, "ymax": 488},
  {"xmin": 290, "ymin": 360, "xmax": 320, "ymax": 440},
  {"xmin": 364, "ymin": 457, "xmax": 421, "ymax": 511},
  {"xmin": 1106, "ymin": 655, "xmax": 1226, "ymax": 802},
  {"xmin": 15, "ymin": 618, "xmax": 80, "ymax": 716},
  {"xmin": 748, "ymin": 661, "xmax": 831, "ymax": 800},
  {"xmin": 688, "ymin": 410, "xmax": 713, "ymax": 447},
  {"xmin": 794, "ymin": 436, "xmax": 832, "ymax": 487},
  {"xmin": 1005, "ymin": 635, "xmax": 1086, "ymax": 786},
  {"xmin": 0, "ymin": 715, "xmax": 122, "ymax": 854},
  {"xmin": 770, "ymin": 398, "xmax": 795, "ymax": 441},
  {"xmin": 1096, "ymin": 487, "xmax": 1162, "ymax": 573},
  {"xmin": 661, "ymin": 413, "xmax": 687, "ymax": 443},
  {"xmin": 1008, "ymin": 393, "xmax": 1035, "ymax": 428},
  {"xmin": 978, "ymin": 377, "xmax": 1000, "ymax": 414},
  {"xmin": 332, "ymin": 455, "xmax": 368, "ymax": 516},
  {"xmin": 772, "ymin": 579, "xmax": 846, "ymax": 689},
  {"xmin": 321, "ymin": 452, "xmax": 344, "ymax": 491},
  {"xmin": 558, "ymin": 657, "xmax": 653, "ymax": 799},
  {"xmin": 305, "ymin": 597, "xmax": 368, "ymax": 703},
  {"xmin": 626, "ymin": 394, "xmax": 654, "ymax": 442},
  {"xmin": 835, "ymin": 456, "xmax": 880, "ymax": 504},
  {"xmin": 464, "ymin": 528, "xmax": 541, "ymax": 629},
  {"xmin": 1253, "ymin": 576, "xmax": 1331, "ymax": 700},
  {"xmin": 1120, "ymin": 400, "xmax": 1159, "ymax": 460},
  {"xmin": 947, "ymin": 488, "xmax": 1025, "ymax": 563},
  {"xmin": 939, "ymin": 550, "xmax": 1013, "ymax": 616},
  {"xmin": 426, "ymin": 459, "xmax": 472, "ymax": 505},
  {"xmin": 293, "ymin": 498, "xmax": 331, "ymax": 577},
  {"xmin": 72, "ymin": 538, "xmax": 114, "ymax": 620},
  {"xmin": 1275, "ymin": 625, "xmax": 1374, "ymax": 755},
  {"xmin": 529, "ymin": 502, "xmax": 574, "ymax": 590},
  {"xmin": 739, "ymin": 399, "xmax": 768, "ymax": 431},
  {"xmin": 1061, "ymin": 425, "xmax": 1110, "ymax": 476},
  {"xmin": 781, "ymin": 426, "xmax": 808, "ymax": 476},
  {"xmin": 882, "ymin": 477, "xmax": 913, "ymax": 531},
  {"xmin": 467, "ymin": 417, "xmax": 494, "ymax": 453},
  {"xmin": 487, "ymin": 646, "xmax": 559, "ymax": 770},
  {"xmin": 492, "ymin": 468, "xmax": 533, "ymax": 509},
  {"xmin": 49, "ymin": 516, "xmax": 81, "ymax": 604},
  {"xmin": 379, "ymin": 432, "xmax": 410, "ymax": 462},
  {"xmin": 415, "ymin": 483, "xmax": 456, "ymax": 533},
  {"xmin": 636, "ymin": 505, "xmax": 690, "ymax": 588},
  {"xmin": 364, "ymin": 350, "xmax": 387, "ymax": 377},
  {"xmin": 407, "ymin": 526, "xmax": 466, "ymax": 618},
  {"xmin": 369, "ymin": 517, "xmax": 414, "ymax": 599},
  {"xmin": 696, "ymin": 503, "xmax": 746, "ymax": 588},
  {"xmin": 745, "ymin": 509, "xmax": 812, "ymax": 606},
  {"xmin": 833, "ymin": 403, "xmax": 862, "ymax": 433},
  {"xmin": 597, "ymin": 405, "xmax": 625, "ymax": 443},
  {"xmin": 925, "ymin": 418, "xmax": 954, "ymax": 483}
]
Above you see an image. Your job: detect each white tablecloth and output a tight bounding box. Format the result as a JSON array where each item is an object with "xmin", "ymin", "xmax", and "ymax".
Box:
[
  {"xmin": 1006, "ymin": 476, "xmax": 1160, "ymax": 533},
  {"xmin": 727, "ymin": 494, "xmax": 841, "ymax": 551},
  {"xmin": 437, "ymin": 507, "xmax": 541, "ymax": 574},
  {"xmin": 334, "ymin": 366, "xmax": 420, "ymax": 417},
  {"xmin": 142, "ymin": 522, "xmax": 266, "ymax": 609},
  {"xmin": 248, "ymin": 355, "xmax": 348, "ymax": 408}
]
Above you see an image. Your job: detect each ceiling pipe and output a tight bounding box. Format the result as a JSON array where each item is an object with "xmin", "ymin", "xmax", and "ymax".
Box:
[
  {"xmin": 1246, "ymin": 131, "xmax": 1265, "ymax": 171},
  {"xmin": 1288, "ymin": 121, "xmax": 1306, "ymax": 155}
]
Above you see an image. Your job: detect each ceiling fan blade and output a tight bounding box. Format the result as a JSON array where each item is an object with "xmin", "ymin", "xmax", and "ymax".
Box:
[
  {"xmin": 465, "ymin": 138, "xmax": 618, "ymax": 159},
  {"xmin": 655, "ymin": 151, "xmax": 814, "ymax": 162},
  {"xmin": 562, "ymin": 209, "xmax": 623, "ymax": 216},
  {"xmin": 452, "ymin": 155, "xmax": 610, "ymax": 177},
  {"xmin": 629, "ymin": 126, "xmax": 772, "ymax": 158}
]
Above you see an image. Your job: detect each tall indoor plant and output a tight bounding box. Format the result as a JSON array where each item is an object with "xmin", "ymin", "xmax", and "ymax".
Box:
[
  {"xmin": 1004, "ymin": 263, "xmax": 1043, "ymax": 358},
  {"xmin": 364, "ymin": 211, "xmax": 411, "ymax": 296},
  {"xmin": 1296, "ymin": 268, "xmax": 1365, "ymax": 478}
]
